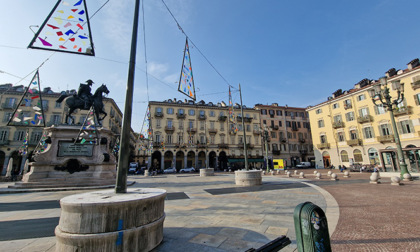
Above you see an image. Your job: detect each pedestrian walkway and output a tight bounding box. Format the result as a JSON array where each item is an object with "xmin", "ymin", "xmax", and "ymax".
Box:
[{"xmin": 0, "ymin": 169, "xmax": 418, "ymax": 251}]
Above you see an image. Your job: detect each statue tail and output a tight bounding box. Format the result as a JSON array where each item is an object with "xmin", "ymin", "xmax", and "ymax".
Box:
[{"xmin": 56, "ymin": 92, "xmax": 68, "ymax": 103}]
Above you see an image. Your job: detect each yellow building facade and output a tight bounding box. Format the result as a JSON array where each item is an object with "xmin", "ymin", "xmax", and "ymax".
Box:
[
  {"xmin": 146, "ymin": 99, "xmax": 263, "ymax": 171},
  {"xmin": 307, "ymin": 58, "xmax": 420, "ymax": 172},
  {"xmin": 0, "ymin": 84, "xmax": 123, "ymax": 175}
]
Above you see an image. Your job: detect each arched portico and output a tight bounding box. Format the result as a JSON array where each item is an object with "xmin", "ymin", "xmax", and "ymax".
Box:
[
  {"xmin": 164, "ymin": 151, "xmax": 174, "ymax": 169},
  {"xmin": 198, "ymin": 151, "xmax": 206, "ymax": 168},
  {"xmin": 209, "ymin": 151, "xmax": 217, "ymax": 168},
  {"xmin": 187, "ymin": 151, "xmax": 195, "ymax": 168},
  {"xmin": 151, "ymin": 151, "xmax": 162, "ymax": 171},
  {"xmin": 218, "ymin": 151, "xmax": 228, "ymax": 171}
]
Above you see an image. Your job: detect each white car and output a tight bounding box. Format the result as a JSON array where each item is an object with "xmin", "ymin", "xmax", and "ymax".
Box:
[
  {"xmin": 180, "ymin": 167, "xmax": 196, "ymax": 173},
  {"xmin": 163, "ymin": 167, "xmax": 177, "ymax": 174}
]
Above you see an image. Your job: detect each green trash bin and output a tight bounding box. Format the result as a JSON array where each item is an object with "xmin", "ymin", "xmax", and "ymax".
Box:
[{"xmin": 294, "ymin": 202, "xmax": 331, "ymax": 252}]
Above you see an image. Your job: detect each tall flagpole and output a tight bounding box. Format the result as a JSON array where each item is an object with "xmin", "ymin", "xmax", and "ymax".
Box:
[{"xmin": 115, "ymin": 0, "xmax": 140, "ymax": 193}]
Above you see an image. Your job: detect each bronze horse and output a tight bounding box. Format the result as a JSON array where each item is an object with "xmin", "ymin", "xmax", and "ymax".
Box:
[{"xmin": 56, "ymin": 84, "xmax": 109, "ymax": 126}]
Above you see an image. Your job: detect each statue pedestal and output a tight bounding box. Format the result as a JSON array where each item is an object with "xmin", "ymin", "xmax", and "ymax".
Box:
[{"xmin": 9, "ymin": 125, "xmax": 117, "ymax": 189}]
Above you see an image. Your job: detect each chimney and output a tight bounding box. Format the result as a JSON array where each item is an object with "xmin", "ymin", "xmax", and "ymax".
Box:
[
  {"xmin": 385, "ymin": 68, "xmax": 397, "ymax": 78},
  {"xmin": 407, "ymin": 58, "xmax": 420, "ymax": 70}
]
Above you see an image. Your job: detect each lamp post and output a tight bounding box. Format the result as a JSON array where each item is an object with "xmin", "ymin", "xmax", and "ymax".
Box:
[
  {"xmin": 372, "ymin": 76, "xmax": 410, "ymax": 178},
  {"xmin": 262, "ymin": 126, "xmax": 270, "ymax": 173}
]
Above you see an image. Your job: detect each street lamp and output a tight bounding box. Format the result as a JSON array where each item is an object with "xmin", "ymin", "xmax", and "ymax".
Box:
[{"xmin": 371, "ymin": 76, "xmax": 410, "ymax": 178}]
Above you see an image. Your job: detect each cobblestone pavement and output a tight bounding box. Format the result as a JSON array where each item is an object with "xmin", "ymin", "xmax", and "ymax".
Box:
[{"xmin": 0, "ymin": 169, "xmax": 419, "ymax": 252}]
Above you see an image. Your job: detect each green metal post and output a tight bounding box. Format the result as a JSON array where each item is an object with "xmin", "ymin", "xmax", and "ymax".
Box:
[{"xmin": 115, "ymin": 0, "xmax": 140, "ymax": 193}]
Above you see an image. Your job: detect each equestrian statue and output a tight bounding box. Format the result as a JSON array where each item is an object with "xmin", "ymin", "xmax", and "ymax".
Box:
[{"xmin": 56, "ymin": 79, "xmax": 110, "ymax": 126}]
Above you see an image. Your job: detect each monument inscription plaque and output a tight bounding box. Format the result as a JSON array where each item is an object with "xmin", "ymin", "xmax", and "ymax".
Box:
[{"xmin": 58, "ymin": 141, "xmax": 94, "ymax": 157}]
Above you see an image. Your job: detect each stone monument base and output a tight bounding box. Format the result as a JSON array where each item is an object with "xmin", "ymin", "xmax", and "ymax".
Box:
[
  {"xmin": 200, "ymin": 168, "xmax": 214, "ymax": 176},
  {"xmin": 9, "ymin": 125, "xmax": 117, "ymax": 189}
]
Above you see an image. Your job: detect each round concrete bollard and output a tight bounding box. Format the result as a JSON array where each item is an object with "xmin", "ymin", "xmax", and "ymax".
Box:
[
  {"xmin": 327, "ymin": 171, "xmax": 332, "ymax": 177},
  {"xmin": 403, "ymin": 173, "xmax": 412, "ymax": 182},
  {"xmin": 144, "ymin": 170, "xmax": 150, "ymax": 177},
  {"xmin": 235, "ymin": 170, "xmax": 262, "ymax": 186},
  {"xmin": 200, "ymin": 168, "xmax": 214, "ymax": 177},
  {"xmin": 391, "ymin": 176, "xmax": 401, "ymax": 185},
  {"xmin": 370, "ymin": 172, "xmax": 380, "ymax": 184},
  {"xmin": 294, "ymin": 170, "xmax": 298, "ymax": 175},
  {"xmin": 55, "ymin": 188, "xmax": 166, "ymax": 251},
  {"xmin": 299, "ymin": 172, "xmax": 305, "ymax": 178},
  {"xmin": 314, "ymin": 171, "xmax": 318, "ymax": 175},
  {"xmin": 316, "ymin": 172, "xmax": 322, "ymax": 179},
  {"xmin": 343, "ymin": 171, "xmax": 350, "ymax": 178},
  {"xmin": 331, "ymin": 173, "xmax": 338, "ymax": 181},
  {"xmin": 271, "ymin": 170, "xmax": 275, "ymax": 176},
  {"xmin": 286, "ymin": 171, "xmax": 291, "ymax": 177},
  {"xmin": 276, "ymin": 170, "xmax": 281, "ymax": 175}
]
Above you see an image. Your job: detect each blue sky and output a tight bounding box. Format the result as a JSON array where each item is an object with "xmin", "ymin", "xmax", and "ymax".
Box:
[{"xmin": 1, "ymin": 0, "xmax": 419, "ymax": 133}]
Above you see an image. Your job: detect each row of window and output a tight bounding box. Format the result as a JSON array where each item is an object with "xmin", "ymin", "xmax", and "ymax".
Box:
[
  {"xmin": 339, "ymin": 148, "xmax": 379, "ymax": 164},
  {"xmin": 0, "ymin": 129, "xmax": 43, "ymax": 142},
  {"xmin": 153, "ymin": 134, "xmax": 260, "ymax": 145},
  {"xmin": 155, "ymin": 107, "xmax": 256, "ymax": 118},
  {"xmin": 319, "ymin": 120, "xmax": 415, "ymax": 143},
  {"xmin": 268, "ymin": 143, "xmax": 313, "ymax": 152},
  {"xmin": 260, "ymin": 109, "xmax": 307, "ymax": 118},
  {"xmin": 263, "ymin": 120, "xmax": 310, "ymax": 129}
]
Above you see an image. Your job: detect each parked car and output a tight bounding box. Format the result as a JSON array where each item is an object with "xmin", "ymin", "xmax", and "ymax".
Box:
[
  {"xmin": 163, "ymin": 167, "xmax": 177, "ymax": 174},
  {"xmin": 180, "ymin": 167, "xmax": 196, "ymax": 173},
  {"xmin": 296, "ymin": 162, "xmax": 312, "ymax": 168}
]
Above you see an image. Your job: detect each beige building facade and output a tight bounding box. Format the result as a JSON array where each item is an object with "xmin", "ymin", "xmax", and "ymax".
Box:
[
  {"xmin": 147, "ymin": 99, "xmax": 263, "ymax": 171},
  {"xmin": 254, "ymin": 104, "xmax": 314, "ymax": 167},
  {"xmin": 307, "ymin": 58, "xmax": 420, "ymax": 172},
  {"xmin": 0, "ymin": 83, "xmax": 123, "ymax": 175}
]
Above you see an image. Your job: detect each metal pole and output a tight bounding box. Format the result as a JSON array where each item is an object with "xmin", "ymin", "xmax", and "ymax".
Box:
[
  {"xmin": 239, "ymin": 84, "xmax": 249, "ymax": 170},
  {"xmin": 115, "ymin": 0, "xmax": 140, "ymax": 193},
  {"xmin": 264, "ymin": 127, "xmax": 269, "ymax": 173},
  {"xmin": 385, "ymin": 90, "xmax": 410, "ymax": 178}
]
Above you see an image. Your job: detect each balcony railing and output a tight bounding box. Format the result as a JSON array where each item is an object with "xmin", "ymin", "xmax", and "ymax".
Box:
[
  {"xmin": 218, "ymin": 115, "xmax": 227, "ymax": 121},
  {"xmin": 299, "ymin": 138, "xmax": 305, "ymax": 143},
  {"xmin": 0, "ymin": 140, "xmax": 10, "ymax": 146},
  {"xmin": 347, "ymin": 139, "xmax": 362, "ymax": 146},
  {"xmin": 280, "ymin": 138, "xmax": 287, "ymax": 143},
  {"xmin": 176, "ymin": 113, "xmax": 186, "ymax": 119},
  {"xmin": 253, "ymin": 130, "xmax": 261, "ymax": 135},
  {"xmin": 357, "ymin": 115, "xmax": 373, "ymax": 123},
  {"xmin": 187, "ymin": 128, "xmax": 196, "ymax": 133},
  {"xmin": 299, "ymin": 149, "xmax": 308, "ymax": 155},
  {"xmin": 273, "ymin": 150, "xmax": 280, "ymax": 155},
  {"xmin": 197, "ymin": 143, "xmax": 206, "ymax": 148},
  {"xmin": 344, "ymin": 104, "xmax": 352, "ymax": 110},
  {"xmin": 270, "ymin": 125, "xmax": 279, "ymax": 130},
  {"xmin": 197, "ymin": 114, "xmax": 207, "ymax": 120},
  {"xmin": 164, "ymin": 126, "xmax": 175, "ymax": 132},
  {"xmin": 154, "ymin": 112, "xmax": 164, "ymax": 118},
  {"xmin": 377, "ymin": 135, "xmax": 395, "ymax": 143},
  {"xmin": 218, "ymin": 143, "xmax": 228, "ymax": 149},
  {"xmin": 2, "ymin": 103, "xmax": 17, "ymax": 109},
  {"xmin": 291, "ymin": 127, "xmax": 298, "ymax": 131},
  {"xmin": 332, "ymin": 121, "xmax": 345, "ymax": 129},
  {"xmin": 393, "ymin": 106, "xmax": 412, "ymax": 116},
  {"xmin": 317, "ymin": 143, "xmax": 330, "ymax": 149},
  {"xmin": 208, "ymin": 128, "xmax": 217, "ymax": 134}
]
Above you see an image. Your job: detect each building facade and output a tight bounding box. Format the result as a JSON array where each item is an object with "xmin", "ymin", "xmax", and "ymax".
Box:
[
  {"xmin": 254, "ymin": 103, "xmax": 314, "ymax": 167},
  {"xmin": 0, "ymin": 84, "xmax": 123, "ymax": 175},
  {"xmin": 146, "ymin": 99, "xmax": 263, "ymax": 171},
  {"xmin": 307, "ymin": 58, "xmax": 420, "ymax": 172}
]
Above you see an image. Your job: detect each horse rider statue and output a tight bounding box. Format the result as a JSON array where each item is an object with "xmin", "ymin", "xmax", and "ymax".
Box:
[{"xmin": 78, "ymin": 79, "xmax": 94, "ymax": 109}]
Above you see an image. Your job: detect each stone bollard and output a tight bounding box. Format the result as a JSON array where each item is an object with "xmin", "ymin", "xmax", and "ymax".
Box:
[
  {"xmin": 331, "ymin": 173, "xmax": 338, "ymax": 181},
  {"xmin": 403, "ymin": 173, "xmax": 412, "ymax": 182},
  {"xmin": 271, "ymin": 170, "xmax": 275, "ymax": 176},
  {"xmin": 235, "ymin": 170, "xmax": 262, "ymax": 186},
  {"xmin": 316, "ymin": 172, "xmax": 322, "ymax": 179},
  {"xmin": 370, "ymin": 172, "xmax": 380, "ymax": 184},
  {"xmin": 343, "ymin": 171, "xmax": 350, "ymax": 178},
  {"xmin": 299, "ymin": 172, "xmax": 305, "ymax": 179},
  {"xmin": 144, "ymin": 170, "xmax": 150, "ymax": 177},
  {"xmin": 391, "ymin": 176, "xmax": 401, "ymax": 186},
  {"xmin": 314, "ymin": 171, "xmax": 318, "ymax": 175},
  {"xmin": 200, "ymin": 168, "xmax": 214, "ymax": 177},
  {"xmin": 286, "ymin": 171, "xmax": 291, "ymax": 177},
  {"xmin": 262, "ymin": 171, "xmax": 266, "ymax": 175},
  {"xmin": 277, "ymin": 170, "xmax": 281, "ymax": 175},
  {"xmin": 294, "ymin": 170, "xmax": 298, "ymax": 175},
  {"xmin": 327, "ymin": 171, "xmax": 332, "ymax": 177}
]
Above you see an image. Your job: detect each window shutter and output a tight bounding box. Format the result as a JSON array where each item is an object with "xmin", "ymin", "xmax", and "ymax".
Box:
[
  {"xmin": 374, "ymin": 106, "xmax": 379, "ymax": 115},
  {"xmin": 396, "ymin": 122, "xmax": 402, "ymax": 134},
  {"xmin": 414, "ymin": 95, "xmax": 420, "ymax": 106}
]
